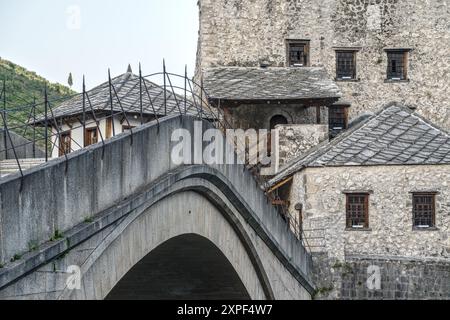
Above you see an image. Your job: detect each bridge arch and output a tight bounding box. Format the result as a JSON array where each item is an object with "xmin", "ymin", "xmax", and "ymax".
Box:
[
  {"xmin": 0, "ymin": 116, "xmax": 314, "ymax": 300},
  {"xmin": 61, "ymin": 190, "xmax": 273, "ymax": 300},
  {"xmin": 106, "ymin": 234, "xmax": 251, "ymax": 300}
]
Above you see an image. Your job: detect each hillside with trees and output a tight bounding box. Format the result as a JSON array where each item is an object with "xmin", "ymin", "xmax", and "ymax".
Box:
[{"xmin": 0, "ymin": 57, "xmax": 75, "ymax": 143}]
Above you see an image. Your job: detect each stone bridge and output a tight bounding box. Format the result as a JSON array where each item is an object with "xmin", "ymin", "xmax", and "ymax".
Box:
[{"xmin": 0, "ymin": 115, "xmax": 314, "ymax": 300}]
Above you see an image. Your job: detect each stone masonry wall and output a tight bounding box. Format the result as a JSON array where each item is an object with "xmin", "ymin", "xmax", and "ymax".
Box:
[
  {"xmin": 290, "ymin": 165, "xmax": 450, "ymax": 260},
  {"xmin": 276, "ymin": 124, "xmax": 328, "ymax": 166},
  {"xmin": 312, "ymin": 253, "xmax": 450, "ymax": 300},
  {"xmin": 197, "ymin": 0, "xmax": 450, "ymax": 130},
  {"xmin": 288, "ymin": 165, "xmax": 450, "ymax": 299}
]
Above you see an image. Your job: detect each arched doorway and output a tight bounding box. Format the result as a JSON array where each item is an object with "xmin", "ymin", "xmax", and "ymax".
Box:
[
  {"xmin": 106, "ymin": 234, "xmax": 251, "ymax": 300},
  {"xmin": 268, "ymin": 115, "xmax": 289, "ymax": 156},
  {"xmin": 270, "ymin": 115, "xmax": 289, "ymax": 130}
]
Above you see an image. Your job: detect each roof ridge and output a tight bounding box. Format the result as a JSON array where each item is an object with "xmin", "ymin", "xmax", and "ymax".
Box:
[
  {"xmin": 303, "ymin": 104, "xmax": 393, "ymax": 164},
  {"xmin": 313, "ymin": 103, "xmax": 444, "ymax": 165},
  {"xmin": 409, "ymin": 110, "xmax": 450, "ymax": 137},
  {"xmin": 113, "ymin": 72, "xmax": 134, "ymax": 96},
  {"xmin": 99, "ymin": 72, "xmax": 166, "ymax": 112},
  {"xmin": 116, "ymin": 74, "xmax": 167, "ymax": 111},
  {"xmin": 98, "ymin": 72, "xmax": 135, "ymax": 112},
  {"xmin": 331, "ymin": 103, "xmax": 413, "ymax": 164}
]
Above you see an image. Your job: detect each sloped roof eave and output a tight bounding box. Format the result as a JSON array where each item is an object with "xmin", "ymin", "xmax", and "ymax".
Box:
[
  {"xmin": 203, "ymin": 67, "xmax": 342, "ymax": 101},
  {"xmin": 268, "ymin": 103, "xmax": 450, "ymax": 188}
]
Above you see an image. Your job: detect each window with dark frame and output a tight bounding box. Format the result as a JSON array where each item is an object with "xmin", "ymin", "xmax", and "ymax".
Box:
[
  {"xmin": 336, "ymin": 51, "xmax": 357, "ymax": 80},
  {"xmin": 84, "ymin": 127, "xmax": 98, "ymax": 147},
  {"xmin": 329, "ymin": 106, "xmax": 349, "ymax": 138},
  {"xmin": 59, "ymin": 131, "xmax": 71, "ymax": 157},
  {"xmin": 386, "ymin": 50, "xmax": 408, "ymax": 80},
  {"xmin": 413, "ymin": 193, "xmax": 436, "ymax": 229},
  {"xmin": 346, "ymin": 193, "xmax": 369, "ymax": 229},
  {"xmin": 287, "ymin": 40, "xmax": 310, "ymax": 67}
]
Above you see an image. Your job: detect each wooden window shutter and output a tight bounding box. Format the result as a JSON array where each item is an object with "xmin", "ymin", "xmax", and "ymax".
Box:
[{"xmin": 106, "ymin": 118, "xmax": 113, "ymax": 139}]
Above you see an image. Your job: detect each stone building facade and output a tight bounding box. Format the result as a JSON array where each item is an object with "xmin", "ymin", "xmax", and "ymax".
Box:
[
  {"xmin": 291, "ymin": 165, "xmax": 450, "ymax": 260},
  {"xmin": 197, "ymin": 0, "xmax": 450, "ymax": 299},
  {"xmin": 295, "ymin": 164, "xmax": 450, "ymax": 300},
  {"xmin": 269, "ymin": 105, "xmax": 450, "ymax": 299},
  {"xmin": 197, "ymin": 0, "xmax": 450, "ymax": 130}
]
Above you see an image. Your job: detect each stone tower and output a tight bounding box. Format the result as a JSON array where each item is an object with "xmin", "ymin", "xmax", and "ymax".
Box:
[{"xmin": 196, "ymin": 0, "xmax": 450, "ymax": 130}]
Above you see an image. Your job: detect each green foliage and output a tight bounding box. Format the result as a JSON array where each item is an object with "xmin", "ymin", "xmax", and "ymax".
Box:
[
  {"xmin": 28, "ymin": 240, "xmax": 39, "ymax": 252},
  {"xmin": 0, "ymin": 58, "xmax": 76, "ymax": 145},
  {"xmin": 312, "ymin": 285, "xmax": 334, "ymax": 300},
  {"xmin": 84, "ymin": 217, "xmax": 94, "ymax": 223},
  {"xmin": 332, "ymin": 260, "xmax": 354, "ymax": 277},
  {"xmin": 342, "ymin": 263, "xmax": 354, "ymax": 276},
  {"xmin": 50, "ymin": 229, "xmax": 64, "ymax": 241},
  {"xmin": 10, "ymin": 254, "xmax": 22, "ymax": 262}
]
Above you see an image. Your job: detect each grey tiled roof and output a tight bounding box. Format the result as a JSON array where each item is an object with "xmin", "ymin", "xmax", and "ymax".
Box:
[
  {"xmin": 269, "ymin": 104, "xmax": 450, "ymax": 186},
  {"xmin": 203, "ymin": 67, "xmax": 342, "ymax": 101},
  {"xmin": 35, "ymin": 72, "xmax": 213, "ymax": 123}
]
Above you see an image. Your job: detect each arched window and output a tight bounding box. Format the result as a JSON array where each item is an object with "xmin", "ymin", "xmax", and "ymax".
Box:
[{"xmin": 270, "ymin": 115, "xmax": 288, "ymax": 130}]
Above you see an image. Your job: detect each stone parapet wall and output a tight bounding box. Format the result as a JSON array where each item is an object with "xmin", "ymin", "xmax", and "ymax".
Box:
[
  {"xmin": 313, "ymin": 253, "xmax": 450, "ymax": 300},
  {"xmin": 0, "ymin": 130, "xmax": 45, "ymax": 161}
]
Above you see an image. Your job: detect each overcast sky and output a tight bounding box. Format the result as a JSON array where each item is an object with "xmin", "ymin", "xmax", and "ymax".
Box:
[{"xmin": 0, "ymin": 0, "xmax": 199, "ymax": 91}]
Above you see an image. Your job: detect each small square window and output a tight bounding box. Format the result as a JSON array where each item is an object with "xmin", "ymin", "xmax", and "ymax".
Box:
[
  {"xmin": 413, "ymin": 193, "xmax": 436, "ymax": 229},
  {"xmin": 386, "ymin": 50, "xmax": 409, "ymax": 80},
  {"xmin": 328, "ymin": 106, "xmax": 349, "ymax": 138},
  {"xmin": 84, "ymin": 127, "xmax": 98, "ymax": 147},
  {"xmin": 346, "ymin": 193, "xmax": 369, "ymax": 229},
  {"xmin": 336, "ymin": 51, "xmax": 357, "ymax": 80},
  {"xmin": 59, "ymin": 131, "xmax": 71, "ymax": 157},
  {"xmin": 287, "ymin": 40, "xmax": 310, "ymax": 67}
]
